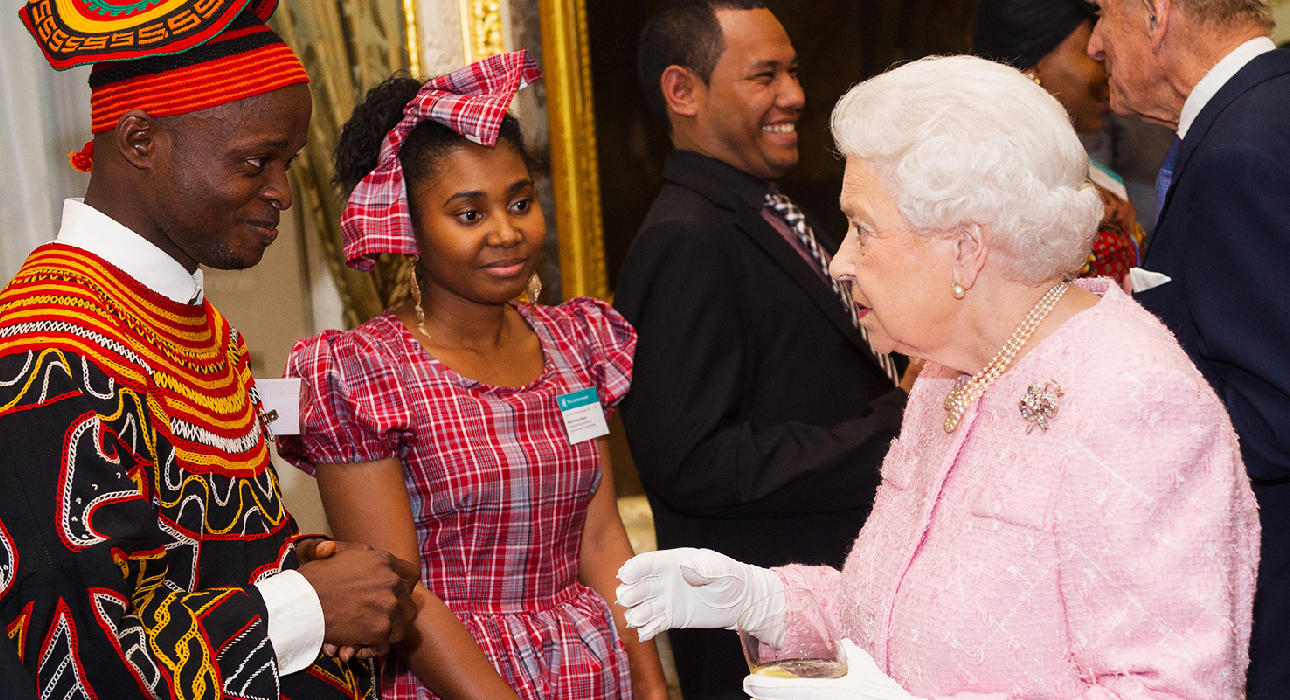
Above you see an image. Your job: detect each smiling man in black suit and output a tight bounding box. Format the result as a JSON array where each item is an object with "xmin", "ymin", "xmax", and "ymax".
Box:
[
  {"xmin": 1089, "ymin": 1, "xmax": 1290, "ymax": 696},
  {"xmin": 613, "ymin": 2, "xmax": 913, "ymax": 698}
]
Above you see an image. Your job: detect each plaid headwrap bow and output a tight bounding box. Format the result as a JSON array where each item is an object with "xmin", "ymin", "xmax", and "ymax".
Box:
[{"xmin": 341, "ymin": 50, "xmax": 542, "ymax": 271}]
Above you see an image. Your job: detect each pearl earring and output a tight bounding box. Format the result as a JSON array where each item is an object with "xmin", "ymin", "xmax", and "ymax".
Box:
[{"xmin": 951, "ymin": 282, "xmax": 966, "ymax": 299}]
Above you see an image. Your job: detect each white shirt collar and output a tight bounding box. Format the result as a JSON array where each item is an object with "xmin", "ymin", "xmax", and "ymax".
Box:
[
  {"xmin": 1177, "ymin": 36, "xmax": 1276, "ymax": 139},
  {"xmin": 54, "ymin": 199, "xmax": 204, "ymax": 305}
]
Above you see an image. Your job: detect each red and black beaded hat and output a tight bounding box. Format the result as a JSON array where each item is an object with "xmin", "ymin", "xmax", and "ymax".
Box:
[{"xmin": 19, "ymin": 0, "xmax": 309, "ymax": 172}]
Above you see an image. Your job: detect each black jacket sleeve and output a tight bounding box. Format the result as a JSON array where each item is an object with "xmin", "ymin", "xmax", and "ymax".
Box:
[
  {"xmin": 616, "ymin": 218, "xmax": 906, "ymax": 520},
  {"xmin": 1183, "ymin": 141, "xmax": 1290, "ymax": 483}
]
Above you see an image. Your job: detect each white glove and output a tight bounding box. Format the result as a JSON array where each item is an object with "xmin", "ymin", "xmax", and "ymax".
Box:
[
  {"xmin": 742, "ymin": 639, "xmax": 923, "ymax": 700},
  {"xmin": 615, "ymin": 547, "xmax": 785, "ymax": 642}
]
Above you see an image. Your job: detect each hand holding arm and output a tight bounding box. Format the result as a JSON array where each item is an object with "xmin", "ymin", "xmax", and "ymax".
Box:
[
  {"xmin": 295, "ymin": 542, "xmax": 419, "ymax": 655},
  {"xmin": 294, "ymin": 538, "xmax": 417, "ymax": 662}
]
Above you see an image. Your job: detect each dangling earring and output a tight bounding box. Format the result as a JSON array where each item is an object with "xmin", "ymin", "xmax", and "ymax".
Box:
[
  {"xmin": 526, "ymin": 272, "xmax": 542, "ymax": 306},
  {"xmin": 1025, "ymin": 72, "xmax": 1042, "ymax": 87},
  {"xmin": 951, "ymin": 281, "xmax": 966, "ymax": 299},
  {"xmin": 408, "ymin": 255, "xmax": 429, "ymax": 338}
]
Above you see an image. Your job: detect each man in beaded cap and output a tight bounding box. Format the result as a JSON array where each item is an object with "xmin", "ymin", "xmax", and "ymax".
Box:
[{"xmin": 0, "ymin": 2, "xmax": 419, "ymax": 698}]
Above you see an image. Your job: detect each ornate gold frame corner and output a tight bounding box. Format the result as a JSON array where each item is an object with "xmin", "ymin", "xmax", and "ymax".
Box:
[
  {"xmin": 402, "ymin": 0, "xmax": 422, "ymax": 77},
  {"xmin": 459, "ymin": 0, "xmax": 510, "ymax": 62},
  {"xmin": 537, "ymin": 0, "xmax": 608, "ymax": 300}
]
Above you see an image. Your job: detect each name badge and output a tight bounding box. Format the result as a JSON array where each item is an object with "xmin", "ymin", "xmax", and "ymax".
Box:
[
  {"xmin": 557, "ymin": 387, "xmax": 610, "ymax": 445},
  {"xmin": 254, "ymin": 378, "xmax": 302, "ymax": 436}
]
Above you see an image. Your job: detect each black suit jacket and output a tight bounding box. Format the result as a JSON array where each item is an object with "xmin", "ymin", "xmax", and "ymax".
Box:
[
  {"xmin": 1136, "ymin": 48, "xmax": 1290, "ymax": 700},
  {"xmin": 614, "ymin": 151, "xmax": 906, "ymax": 698}
]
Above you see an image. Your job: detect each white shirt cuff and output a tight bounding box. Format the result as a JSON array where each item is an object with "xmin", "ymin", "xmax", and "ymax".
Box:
[{"xmin": 255, "ymin": 569, "xmax": 325, "ymax": 676}]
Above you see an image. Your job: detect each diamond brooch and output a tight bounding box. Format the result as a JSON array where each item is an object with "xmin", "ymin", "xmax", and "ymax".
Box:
[{"xmin": 1019, "ymin": 380, "xmax": 1062, "ymax": 433}]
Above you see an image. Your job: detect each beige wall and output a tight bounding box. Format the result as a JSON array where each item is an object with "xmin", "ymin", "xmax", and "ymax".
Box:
[
  {"xmin": 1275, "ymin": 0, "xmax": 1290, "ymax": 46},
  {"xmin": 414, "ymin": 0, "xmax": 468, "ymax": 76}
]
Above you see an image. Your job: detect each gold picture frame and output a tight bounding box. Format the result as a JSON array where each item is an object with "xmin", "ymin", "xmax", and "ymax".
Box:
[
  {"xmin": 534, "ymin": 0, "xmax": 608, "ymax": 300},
  {"xmin": 408, "ymin": 0, "xmax": 607, "ymax": 301}
]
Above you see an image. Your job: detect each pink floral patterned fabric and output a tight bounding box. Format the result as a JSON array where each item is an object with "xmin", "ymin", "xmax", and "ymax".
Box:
[{"xmin": 776, "ymin": 278, "xmax": 1259, "ymax": 699}]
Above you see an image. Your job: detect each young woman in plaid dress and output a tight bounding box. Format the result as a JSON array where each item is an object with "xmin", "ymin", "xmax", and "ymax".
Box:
[{"xmin": 277, "ymin": 53, "xmax": 668, "ymax": 700}]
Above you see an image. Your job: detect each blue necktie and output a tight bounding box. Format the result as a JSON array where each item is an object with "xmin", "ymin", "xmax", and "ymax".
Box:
[{"xmin": 1155, "ymin": 138, "xmax": 1181, "ymax": 218}]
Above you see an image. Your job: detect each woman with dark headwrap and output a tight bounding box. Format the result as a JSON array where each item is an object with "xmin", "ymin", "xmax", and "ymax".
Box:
[{"xmin": 973, "ymin": 0, "xmax": 1145, "ymax": 283}]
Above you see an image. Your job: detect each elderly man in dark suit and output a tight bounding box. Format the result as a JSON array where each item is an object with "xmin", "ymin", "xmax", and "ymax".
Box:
[
  {"xmin": 612, "ymin": 2, "xmax": 912, "ymax": 697},
  {"xmin": 1089, "ymin": 1, "xmax": 1290, "ymax": 696}
]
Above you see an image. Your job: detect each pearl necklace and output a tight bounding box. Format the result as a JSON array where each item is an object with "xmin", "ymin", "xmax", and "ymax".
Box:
[{"xmin": 943, "ymin": 281, "xmax": 1070, "ymax": 433}]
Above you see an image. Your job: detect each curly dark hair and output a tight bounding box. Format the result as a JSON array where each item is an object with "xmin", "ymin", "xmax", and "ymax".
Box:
[{"xmin": 333, "ymin": 73, "xmax": 530, "ymax": 197}]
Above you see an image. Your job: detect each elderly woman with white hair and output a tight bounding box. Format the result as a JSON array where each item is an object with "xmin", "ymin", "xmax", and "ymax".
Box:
[{"xmin": 616, "ymin": 55, "xmax": 1260, "ymax": 699}]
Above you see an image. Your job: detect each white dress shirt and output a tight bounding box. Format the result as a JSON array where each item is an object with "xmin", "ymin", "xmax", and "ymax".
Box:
[
  {"xmin": 1177, "ymin": 36, "xmax": 1277, "ymax": 139},
  {"xmin": 53, "ymin": 198, "xmax": 326, "ymax": 676}
]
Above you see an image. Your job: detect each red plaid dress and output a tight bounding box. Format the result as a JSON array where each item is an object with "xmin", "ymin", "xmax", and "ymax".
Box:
[{"xmin": 278, "ymin": 298, "xmax": 635, "ymax": 700}]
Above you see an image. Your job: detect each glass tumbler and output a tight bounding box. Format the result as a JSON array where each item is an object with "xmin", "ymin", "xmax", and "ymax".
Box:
[{"xmin": 738, "ymin": 587, "xmax": 847, "ymax": 679}]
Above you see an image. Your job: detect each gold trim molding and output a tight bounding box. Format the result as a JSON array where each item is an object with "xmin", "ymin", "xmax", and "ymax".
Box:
[
  {"xmin": 402, "ymin": 0, "xmax": 422, "ymax": 77},
  {"xmin": 538, "ymin": 0, "xmax": 608, "ymax": 300},
  {"xmin": 460, "ymin": 0, "xmax": 508, "ymax": 62}
]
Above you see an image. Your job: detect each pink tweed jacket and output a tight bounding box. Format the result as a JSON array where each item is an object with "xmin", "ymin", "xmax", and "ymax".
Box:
[{"xmin": 776, "ymin": 278, "xmax": 1259, "ymax": 699}]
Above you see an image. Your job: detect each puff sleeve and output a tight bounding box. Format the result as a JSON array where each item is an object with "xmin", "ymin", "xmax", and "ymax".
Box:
[
  {"xmin": 561, "ymin": 297, "xmax": 637, "ymax": 417},
  {"xmin": 277, "ymin": 329, "xmax": 416, "ymax": 471}
]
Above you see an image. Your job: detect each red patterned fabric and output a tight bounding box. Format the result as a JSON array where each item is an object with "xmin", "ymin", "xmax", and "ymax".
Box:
[
  {"xmin": 88, "ymin": 35, "xmax": 308, "ymax": 134},
  {"xmin": 278, "ymin": 298, "xmax": 635, "ymax": 700},
  {"xmin": 0, "ymin": 244, "xmax": 377, "ymax": 699},
  {"xmin": 18, "ymin": 0, "xmax": 278, "ymax": 70},
  {"xmin": 340, "ymin": 50, "xmax": 541, "ymax": 272},
  {"xmin": 1079, "ymin": 180, "xmax": 1146, "ymax": 282},
  {"xmin": 20, "ymin": 1, "xmax": 307, "ymax": 172},
  {"xmin": 1082, "ymin": 223, "xmax": 1138, "ymax": 281}
]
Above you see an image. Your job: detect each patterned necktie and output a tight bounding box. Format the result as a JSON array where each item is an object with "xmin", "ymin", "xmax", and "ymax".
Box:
[
  {"xmin": 1155, "ymin": 137, "xmax": 1181, "ymax": 219},
  {"xmin": 764, "ymin": 191, "xmax": 901, "ymax": 386}
]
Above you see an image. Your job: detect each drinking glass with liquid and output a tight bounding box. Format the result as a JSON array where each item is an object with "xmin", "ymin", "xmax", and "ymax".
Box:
[{"xmin": 739, "ymin": 587, "xmax": 847, "ymax": 679}]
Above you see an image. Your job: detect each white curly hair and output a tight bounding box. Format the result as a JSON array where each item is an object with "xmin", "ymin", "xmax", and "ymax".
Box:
[{"xmin": 831, "ymin": 54, "xmax": 1103, "ymax": 285}]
